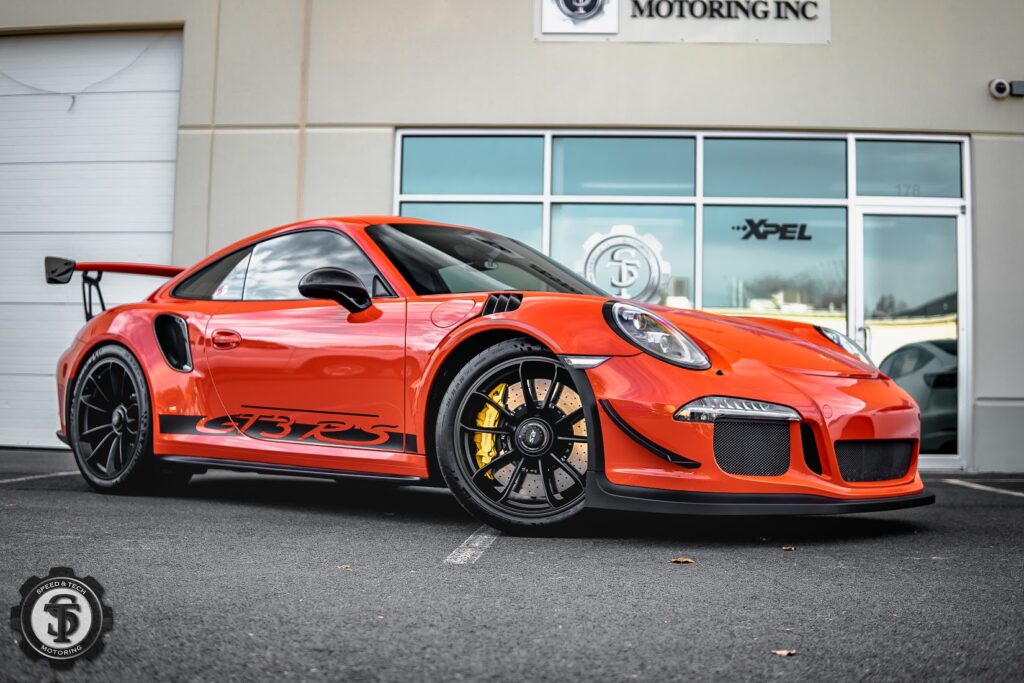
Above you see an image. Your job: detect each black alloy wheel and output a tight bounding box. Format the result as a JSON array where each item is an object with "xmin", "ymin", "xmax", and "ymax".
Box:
[
  {"xmin": 69, "ymin": 344, "xmax": 190, "ymax": 493},
  {"xmin": 437, "ymin": 338, "xmax": 590, "ymax": 532},
  {"xmin": 74, "ymin": 355, "xmax": 142, "ymax": 480}
]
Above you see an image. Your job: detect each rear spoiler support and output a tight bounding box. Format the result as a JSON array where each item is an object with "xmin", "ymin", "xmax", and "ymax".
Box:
[
  {"xmin": 44, "ymin": 256, "xmax": 184, "ymax": 321},
  {"xmin": 81, "ymin": 270, "xmax": 106, "ymax": 321}
]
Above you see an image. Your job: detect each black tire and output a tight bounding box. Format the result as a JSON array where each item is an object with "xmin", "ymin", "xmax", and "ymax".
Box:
[
  {"xmin": 68, "ymin": 344, "xmax": 191, "ymax": 494},
  {"xmin": 436, "ymin": 338, "xmax": 590, "ymax": 533}
]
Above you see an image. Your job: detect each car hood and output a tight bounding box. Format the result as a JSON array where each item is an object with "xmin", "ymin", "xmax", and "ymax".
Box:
[{"xmin": 646, "ymin": 304, "xmax": 879, "ymax": 379}]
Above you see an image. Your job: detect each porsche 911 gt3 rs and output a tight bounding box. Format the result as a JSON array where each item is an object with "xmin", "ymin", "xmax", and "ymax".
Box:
[{"xmin": 46, "ymin": 216, "xmax": 934, "ymax": 532}]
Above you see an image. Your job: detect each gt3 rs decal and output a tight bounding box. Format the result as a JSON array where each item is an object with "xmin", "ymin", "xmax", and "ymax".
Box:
[{"xmin": 159, "ymin": 407, "xmax": 406, "ymax": 451}]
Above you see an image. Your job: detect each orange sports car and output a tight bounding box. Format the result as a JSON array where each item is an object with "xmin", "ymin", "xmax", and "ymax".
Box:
[{"xmin": 46, "ymin": 217, "xmax": 933, "ymax": 532}]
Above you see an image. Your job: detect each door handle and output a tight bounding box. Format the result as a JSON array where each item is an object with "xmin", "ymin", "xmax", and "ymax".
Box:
[{"xmin": 211, "ymin": 329, "xmax": 242, "ymax": 350}]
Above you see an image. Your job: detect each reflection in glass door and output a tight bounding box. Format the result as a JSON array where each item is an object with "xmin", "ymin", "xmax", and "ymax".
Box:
[{"xmin": 856, "ymin": 210, "xmax": 961, "ymax": 456}]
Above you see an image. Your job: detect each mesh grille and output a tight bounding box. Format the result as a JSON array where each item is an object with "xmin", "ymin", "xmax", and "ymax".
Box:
[
  {"xmin": 835, "ymin": 440, "xmax": 914, "ymax": 482},
  {"xmin": 713, "ymin": 420, "xmax": 790, "ymax": 476}
]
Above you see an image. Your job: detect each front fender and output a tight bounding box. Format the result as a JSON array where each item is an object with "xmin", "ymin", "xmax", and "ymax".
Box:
[{"xmin": 407, "ymin": 293, "xmax": 639, "ymax": 455}]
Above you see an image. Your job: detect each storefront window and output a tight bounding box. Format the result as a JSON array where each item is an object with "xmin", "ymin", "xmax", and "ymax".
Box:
[
  {"xmin": 400, "ymin": 136, "xmax": 543, "ymax": 195},
  {"xmin": 550, "ymin": 204, "xmax": 695, "ymax": 306},
  {"xmin": 702, "ymin": 206, "xmax": 847, "ymax": 328},
  {"xmin": 395, "ymin": 132, "xmax": 961, "ymax": 334},
  {"xmin": 552, "ymin": 137, "xmax": 695, "ymax": 196},
  {"xmin": 399, "ymin": 202, "xmax": 543, "ymax": 249},
  {"xmin": 704, "ymin": 138, "xmax": 846, "ymax": 198},
  {"xmin": 856, "ymin": 141, "xmax": 962, "ymax": 198},
  {"xmin": 865, "ymin": 214, "xmax": 958, "ymax": 454}
]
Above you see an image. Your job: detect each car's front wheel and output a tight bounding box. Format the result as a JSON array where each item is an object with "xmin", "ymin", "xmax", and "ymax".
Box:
[
  {"xmin": 68, "ymin": 344, "xmax": 191, "ymax": 494},
  {"xmin": 436, "ymin": 338, "xmax": 590, "ymax": 533}
]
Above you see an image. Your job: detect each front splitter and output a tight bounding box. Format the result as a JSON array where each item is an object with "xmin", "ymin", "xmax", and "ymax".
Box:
[{"xmin": 586, "ymin": 473, "xmax": 935, "ymax": 515}]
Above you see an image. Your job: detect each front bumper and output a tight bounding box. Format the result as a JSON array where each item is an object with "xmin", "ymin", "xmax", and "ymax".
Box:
[
  {"xmin": 588, "ymin": 473, "xmax": 935, "ymax": 515},
  {"xmin": 565, "ymin": 352, "xmax": 932, "ymax": 511}
]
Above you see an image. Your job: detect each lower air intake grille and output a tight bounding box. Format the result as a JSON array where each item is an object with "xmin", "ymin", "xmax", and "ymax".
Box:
[
  {"xmin": 713, "ymin": 420, "xmax": 790, "ymax": 476},
  {"xmin": 835, "ymin": 440, "xmax": 914, "ymax": 482}
]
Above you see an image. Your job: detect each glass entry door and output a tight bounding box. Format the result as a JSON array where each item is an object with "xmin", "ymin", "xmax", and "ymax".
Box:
[{"xmin": 851, "ymin": 207, "xmax": 966, "ymax": 467}]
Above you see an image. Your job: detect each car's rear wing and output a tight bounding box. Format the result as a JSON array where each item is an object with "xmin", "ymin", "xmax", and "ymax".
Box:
[{"xmin": 44, "ymin": 256, "xmax": 184, "ymax": 321}]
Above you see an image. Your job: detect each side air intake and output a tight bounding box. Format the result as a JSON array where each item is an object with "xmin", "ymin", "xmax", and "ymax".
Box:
[
  {"xmin": 482, "ymin": 293, "xmax": 523, "ymax": 315},
  {"xmin": 154, "ymin": 314, "xmax": 193, "ymax": 372}
]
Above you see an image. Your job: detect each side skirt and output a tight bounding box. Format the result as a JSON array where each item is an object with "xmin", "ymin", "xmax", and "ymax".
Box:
[{"xmin": 159, "ymin": 456, "xmax": 427, "ymax": 484}]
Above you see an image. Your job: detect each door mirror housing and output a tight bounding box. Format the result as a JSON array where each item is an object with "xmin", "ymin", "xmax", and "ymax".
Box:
[{"xmin": 298, "ymin": 267, "xmax": 372, "ymax": 313}]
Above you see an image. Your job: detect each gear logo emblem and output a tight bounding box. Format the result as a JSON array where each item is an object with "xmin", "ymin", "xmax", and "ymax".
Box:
[
  {"xmin": 579, "ymin": 225, "xmax": 671, "ymax": 303},
  {"xmin": 555, "ymin": 0, "xmax": 607, "ymax": 21},
  {"xmin": 9, "ymin": 567, "xmax": 113, "ymax": 668}
]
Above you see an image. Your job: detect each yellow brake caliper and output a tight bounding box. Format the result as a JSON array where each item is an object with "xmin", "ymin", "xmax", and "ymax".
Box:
[{"xmin": 474, "ymin": 383, "xmax": 508, "ymax": 479}]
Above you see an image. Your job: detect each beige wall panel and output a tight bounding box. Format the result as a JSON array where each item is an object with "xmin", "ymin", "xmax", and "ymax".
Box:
[
  {"xmin": 302, "ymin": 128, "xmax": 394, "ymax": 219},
  {"xmin": 214, "ymin": 0, "xmax": 303, "ymax": 125},
  {"xmin": 0, "ymin": 0, "xmax": 218, "ymax": 126},
  {"xmin": 308, "ymin": 0, "xmax": 1024, "ymax": 133},
  {"xmin": 208, "ymin": 130, "xmax": 298, "ymax": 251},
  {"xmin": 171, "ymin": 130, "xmax": 213, "ymax": 265},
  {"xmin": 970, "ymin": 135, "xmax": 1024, "ymax": 400},
  {"xmin": 973, "ymin": 401, "xmax": 1024, "ymax": 472}
]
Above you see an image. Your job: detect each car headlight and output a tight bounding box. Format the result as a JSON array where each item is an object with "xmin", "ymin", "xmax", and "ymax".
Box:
[
  {"xmin": 604, "ymin": 301, "xmax": 710, "ymax": 370},
  {"xmin": 815, "ymin": 326, "xmax": 874, "ymax": 366},
  {"xmin": 675, "ymin": 396, "xmax": 800, "ymax": 422}
]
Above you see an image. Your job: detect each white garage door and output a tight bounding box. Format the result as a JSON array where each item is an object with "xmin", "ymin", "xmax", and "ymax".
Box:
[{"xmin": 0, "ymin": 31, "xmax": 182, "ymax": 447}]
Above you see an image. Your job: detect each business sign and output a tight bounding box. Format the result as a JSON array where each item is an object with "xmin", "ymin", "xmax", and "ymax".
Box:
[{"xmin": 537, "ymin": 0, "xmax": 832, "ymax": 44}]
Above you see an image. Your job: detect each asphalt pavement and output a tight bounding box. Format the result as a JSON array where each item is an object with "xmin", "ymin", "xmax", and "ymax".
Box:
[{"xmin": 0, "ymin": 448, "xmax": 1021, "ymax": 682}]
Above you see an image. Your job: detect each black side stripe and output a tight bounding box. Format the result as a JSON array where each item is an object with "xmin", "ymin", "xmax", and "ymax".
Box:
[{"xmin": 598, "ymin": 399, "xmax": 701, "ymax": 469}]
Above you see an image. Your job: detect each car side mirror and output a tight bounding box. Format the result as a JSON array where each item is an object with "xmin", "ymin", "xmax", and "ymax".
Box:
[{"xmin": 298, "ymin": 267, "xmax": 372, "ymax": 313}]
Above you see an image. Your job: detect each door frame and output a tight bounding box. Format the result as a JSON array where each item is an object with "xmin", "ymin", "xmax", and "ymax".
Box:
[{"xmin": 849, "ymin": 204, "xmax": 971, "ymax": 472}]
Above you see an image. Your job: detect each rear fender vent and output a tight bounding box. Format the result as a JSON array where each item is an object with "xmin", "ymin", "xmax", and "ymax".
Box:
[
  {"xmin": 482, "ymin": 292, "xmax": 523, "ymax": 315},
  {"xmin": 800, "ymin": 423, "xmax": 823, "ymax": 475},
  {"xmin": 154, "ymin": 314, "xmax": 193, "ymax": 372}
]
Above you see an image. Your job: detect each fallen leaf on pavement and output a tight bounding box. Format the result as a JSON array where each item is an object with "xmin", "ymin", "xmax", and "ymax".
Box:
[
  {"xmin": 772, "ymin": 649, "xmax": 798, "ymax": 657},
  {"xmin": 669, "ymin": 557, "xmax": 695, "ymax": 564}
]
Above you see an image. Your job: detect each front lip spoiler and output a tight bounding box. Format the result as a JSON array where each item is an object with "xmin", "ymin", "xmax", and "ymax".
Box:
[{"xmin": 587, "ymin": 474, "xmax": 935, "ymax": 515}]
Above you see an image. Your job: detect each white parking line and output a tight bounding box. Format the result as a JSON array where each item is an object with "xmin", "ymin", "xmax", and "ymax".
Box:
[
  {"xmin": 942, "ymin": 478, "xmax": 1024, "ymax": 499},
  {"xmin": 444, "ymin": 525, "xmax": 501, "ymax": 565},
  {"xmin": 0, "ymin": 471, "xmax": 79, "ymax": 485}
]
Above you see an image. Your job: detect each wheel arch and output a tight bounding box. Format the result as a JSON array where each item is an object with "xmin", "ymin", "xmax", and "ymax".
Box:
[
  {"xmin": 420, "ymin": 328, "xmax": 551, "ymax": 480},
  {"xmin": 64, "ymin": 338, "xmax": 149, "ymax": 428}
]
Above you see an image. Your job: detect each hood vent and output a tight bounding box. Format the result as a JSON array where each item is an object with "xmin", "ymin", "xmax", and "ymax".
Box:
[{"xmin": 482, "ymin": 293, "xmax": 523, "ymax": 315}]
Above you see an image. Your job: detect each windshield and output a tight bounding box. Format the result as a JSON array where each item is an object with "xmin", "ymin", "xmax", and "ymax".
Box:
[{"xmin": 366, "ymin": 223, "xmax": 606, "ymax": 296}]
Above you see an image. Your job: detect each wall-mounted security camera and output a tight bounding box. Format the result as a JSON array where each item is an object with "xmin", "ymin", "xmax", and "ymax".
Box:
[
  {"xmin": 989, "ymin": 79, "xmax": 1024, "ymax": 99},
  {"xmin": 989, "ymin": 79, "xmax": 1011, "ymax": 99}
]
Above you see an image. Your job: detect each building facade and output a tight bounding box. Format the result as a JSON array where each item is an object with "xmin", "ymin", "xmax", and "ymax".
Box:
[{"xmin": 1, "ymin": 0, "xmax": 1021, "ymax": 472}]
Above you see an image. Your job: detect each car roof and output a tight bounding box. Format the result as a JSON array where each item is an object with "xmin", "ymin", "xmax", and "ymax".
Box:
[{"xmin": 334, "ymin": 216, "xmax": 481, "ymax": 231}]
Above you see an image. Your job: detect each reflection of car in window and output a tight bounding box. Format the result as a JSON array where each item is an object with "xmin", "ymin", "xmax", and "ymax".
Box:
[{"xmin": 880, "ymin": 340, "xmax": 957, "ymax": 454}]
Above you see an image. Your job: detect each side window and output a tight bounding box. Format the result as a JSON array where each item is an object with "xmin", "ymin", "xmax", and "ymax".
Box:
[
  {"xmin": 173, "ymin": 247, "xmax": 253, "ymax": 300},
  {"xmin": 242, "ymin": 230, "xmax": 390, "ymax": 301}
]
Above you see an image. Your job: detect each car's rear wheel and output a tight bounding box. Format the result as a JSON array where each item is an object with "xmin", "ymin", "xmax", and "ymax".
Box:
[
  {"xmin": 436, "ymin": 338, "xmax": 589, "ymax": 533},
  {"xmin": 68, "ymin": 345, "xmax": 191, "ymax": 494}
]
